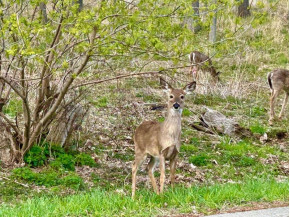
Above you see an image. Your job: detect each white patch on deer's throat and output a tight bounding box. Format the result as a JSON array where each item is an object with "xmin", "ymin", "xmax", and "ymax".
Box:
[{"xmin": 170, "ymin": 108, "xmax": 183, "ymax": 115}]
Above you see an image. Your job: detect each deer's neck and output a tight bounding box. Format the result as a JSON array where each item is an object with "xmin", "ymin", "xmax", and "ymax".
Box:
[
  {"xmin": 161, "ymin": 108, "xmax": 182, "ymax": 134},
  {"xmin": 158, "ymin": 108, "xmax": 183, "ymax": 153}
]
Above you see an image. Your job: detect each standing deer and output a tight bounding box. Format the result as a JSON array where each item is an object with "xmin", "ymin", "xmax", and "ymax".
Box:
[
  {"xmin": 132, "ymin": 77, "xmax": 196, "ymax": 198},
  {"xmin": 268, "ymin": 69, "xmax": 289, "ymax": 125},
  {"xmin": 188, "ymin": 51, "xmax": 221, "ymax": 82}
]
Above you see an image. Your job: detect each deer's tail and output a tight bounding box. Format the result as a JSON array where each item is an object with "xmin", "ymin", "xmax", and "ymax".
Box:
[
  {"xmin": 188, "ymin": 52, "xmax": 195, "ymax": 63},
  {"xmin": 267, "ymin": 72, "xmax": 273, "ymax": 90}
]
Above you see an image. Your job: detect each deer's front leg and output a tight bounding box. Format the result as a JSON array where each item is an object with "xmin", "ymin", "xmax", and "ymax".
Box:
[
  {"xmin": 169, "ymin": 155, "xmax": 178, "ymax": 187},
  {"xmin": 159, "ymin": 155, "xmax": 165, "ymax": 194}
]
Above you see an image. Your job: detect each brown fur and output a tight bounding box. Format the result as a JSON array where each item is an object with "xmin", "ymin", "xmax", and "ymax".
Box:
[
  {"xmin": 189, "ymin": 51, "xmax": 221, "ymax": 82},
  {"xmin": 268, "ymin": 69, "xmax": 289, "ymax": 125},
  {"xmin": 131, "ymin": 78, "xmax": 196, "ymax": 198}
]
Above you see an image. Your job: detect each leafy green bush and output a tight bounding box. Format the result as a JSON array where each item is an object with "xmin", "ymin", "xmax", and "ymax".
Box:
[
  {"xmin": 50, "ymin": 154, "xmax": 75, "ymax": 171},
  {"xmin": 49, "ymin": 160, "xmax": 63, "ymax": 171},
  {"xmin": 61, "ymin": 173, "xmax": 85, "ymax": 190},
  {"xmin": 12, "ymin": 167, "xmax": 85, "ymax": 189},
  {"xmin": 35, "ymin": 170, "xmax": 61, "ymax": 187},
  {"xmin": 24, "ymin": 143, "xmax": 67, "ymax": 168},
  {"xmin": 24, "ymin": 146, "xmax": 48, "ymax": 167},
  {"xmin": 49, "ymin": 144, "xmax": 65, "ymax": 158},
  {"xmin": 13, "ymin": 167, "xmax": 36, "ymax": 181},
  {"xmin": 75, "ymin": 153, "xmax": 96, "ymax": 167},
  {"xmin": 189, "ymin": 153, "xmax": 210, "ymax": 166},
  {"xmin": 12, "ymin": 167, "xmax": 61, "ymax": 187}
]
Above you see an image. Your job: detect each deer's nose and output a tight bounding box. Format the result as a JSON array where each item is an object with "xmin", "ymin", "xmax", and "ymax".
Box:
[{"xmin": 173, "ymin": 103, "xmax": 180, "ymax": 109}]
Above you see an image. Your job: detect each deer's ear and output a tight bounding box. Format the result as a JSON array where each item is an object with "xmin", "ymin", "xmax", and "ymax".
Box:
[
  {"xmin": 160, "ymin": 77, "xmax": 172, "ymax": 92},
  {"xmin": 183, "ymin": 81, "xmax": 196, "ymax": 94}
]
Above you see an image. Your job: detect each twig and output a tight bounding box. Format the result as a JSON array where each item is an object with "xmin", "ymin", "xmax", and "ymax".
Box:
[
  {"xmin": 2, "ymin": 176, "xmax": 29, "ymax": 188},
  {"xmin": 70, "ymin": 71, "xmax": 161, "ymax": 89}
]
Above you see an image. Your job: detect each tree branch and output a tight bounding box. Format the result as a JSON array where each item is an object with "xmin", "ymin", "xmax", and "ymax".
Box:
[
  {"xmin": 0, "ymin": 76, "xmax": 25, "ymax": 99},
  {"xmin": 71, "ymin": 71, "xmax": 161, "ymax": 89},
  {"xmin": 0, "ymin": 112, "xmax": 21, "ymax": 136}
]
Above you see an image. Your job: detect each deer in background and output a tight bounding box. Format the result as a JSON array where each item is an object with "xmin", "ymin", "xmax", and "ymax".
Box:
[
  {"xmin": 132, "ymin": 77, "xmax": 196, "ymax": 198},
  {"xmin": 188, "ymin": 51, "xmax": 221, "ymax": 82},
  {"xmin": 268, "ymin": 69, "xmax": 289, "ymax": 125}
]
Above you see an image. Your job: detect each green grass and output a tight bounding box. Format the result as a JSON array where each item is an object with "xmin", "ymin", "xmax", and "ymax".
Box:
[
  {"xmin": 0, "ymin": 179, "xmax": 287, "ymax": 217},
  {"xmin": 189, "ymin": 153, "xmax": 210, "ymax": 166},
  {"xmin": 249, "ymin": 122, "xmax": 267, "ymax": 134}
]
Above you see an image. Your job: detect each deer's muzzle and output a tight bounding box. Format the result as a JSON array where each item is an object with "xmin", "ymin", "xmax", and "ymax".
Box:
[{"xmin": 173, "ymin": 103, "xmax": 180, "ymax": 109}]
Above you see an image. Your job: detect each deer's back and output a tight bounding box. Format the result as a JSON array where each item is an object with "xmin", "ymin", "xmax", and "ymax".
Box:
[
  {"xmin": 192, "ymin": 51, "xmax": 212, "ymax": 64},
  {"xmin": 134, "ymin": 121, "xmax": 161, "ymax": 156},
  {"xmin": 269, "ymin": 69, "xmax": 289, "ymax": 92}
]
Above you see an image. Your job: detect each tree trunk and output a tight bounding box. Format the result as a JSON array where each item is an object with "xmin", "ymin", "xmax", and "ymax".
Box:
[
  {"xmin": 209, "ymin": 0, "xmax": 217, "ymax": 43},
  {"xmin": 46, "ymin": 104, "xmax": 87, "ymax": 149},
  {"xmin": 238, "ymin": 0, "xmax": 250, "ymax": 17},
  {"xmin": 39, "ymin": 2, "xmax": 48, "ymax": 24},
  {"xmin": 192, "ymin": 0, "xmax": 201, "ymax": 33},
  {"xmin": 78, "ymin": 0, "xmax": 83, "ymax": 11}
]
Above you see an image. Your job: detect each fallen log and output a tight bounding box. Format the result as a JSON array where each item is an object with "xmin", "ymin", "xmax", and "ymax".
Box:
[{"xmin": 192, "ymin": 107, "xmax": 253, "ymax": 138}]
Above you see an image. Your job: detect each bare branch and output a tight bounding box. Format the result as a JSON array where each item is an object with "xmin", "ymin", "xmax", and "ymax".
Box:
[
  {"xmin": 70, "ymin": 65, "xmax": 198, "ymax": 90},
  {"xmin": 0, "ymin": 76, "xmax": 25, "ymax": 99},
  {"xmin": 0, "ymin": 112, "xmax": 21, "ymax": 136}
]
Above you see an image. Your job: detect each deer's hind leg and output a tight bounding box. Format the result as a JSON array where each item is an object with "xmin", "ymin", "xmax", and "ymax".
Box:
[
  {"xmin": 147, "ymin": 156, "xmax": 159, "ymax": 194},
  {"xmin": 169, "ymin": 155, "xmax": 178, "ymax": 187},
  {"xmin": 132, "ymin": 152, "xmax": 147, "ymax": 198},
  {"xmin": 279, "ymin": 92, "xmax": 289, "ymax": 120},
  {"xmin": 159, "ymin": 155, "xmax": 166, "ymax": 194},
  {"xmin": 269, "ymin": 88, "xmax": 281, "ymax": 125}
]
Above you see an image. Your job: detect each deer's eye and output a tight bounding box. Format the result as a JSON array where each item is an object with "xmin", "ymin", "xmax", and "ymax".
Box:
[
  {"xmin": 170, "ymin": 95, "xmax": 174, "ymax": 99},
  {"xmin": 180, "ymin": 95, "xmax": 184, "ymax": 99}
]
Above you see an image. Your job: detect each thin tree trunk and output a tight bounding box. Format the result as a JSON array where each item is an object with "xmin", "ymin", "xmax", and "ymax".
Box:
[
  {"xmin": 238, "ymin": 0, "xmax": 250, "ymax": 17},
  {"xmin": 209, "ymin": 0, "xmax": 217, "ymax": 43},
  {"xmin": 39, "ymin": 2, "xmax": 48, "ymax": 24},
  {"xmin": 192, "ymin": 0, "xmax": 201, "ymax": 33},
  {"xmin": 78, "ymin": 0, "xmax": 83, "ymax": 11}
]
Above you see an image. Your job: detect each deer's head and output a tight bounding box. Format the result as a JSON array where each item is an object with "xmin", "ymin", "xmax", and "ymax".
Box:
[{"xmin": 160, "ymin": 77, "xmax": 196, "ymax": 113}]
